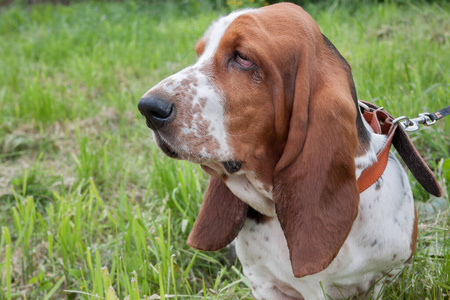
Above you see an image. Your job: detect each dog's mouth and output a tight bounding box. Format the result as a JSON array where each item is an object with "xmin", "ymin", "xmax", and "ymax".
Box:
[
  {"xmin": 153, "ymin": 133, "xmax": 242, "ymax": 176},
  {"xmin": 154, "ymin": 133, "xmax": 181, "ymax": 159}
]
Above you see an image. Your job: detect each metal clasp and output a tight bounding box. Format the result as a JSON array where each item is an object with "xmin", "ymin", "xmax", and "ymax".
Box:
[
  {"xmin": 393, "ymin": 113, "xmax": 436, "ymax": 132},
  {"xmin": 393, "ymin": 116, "xmax": 420, "ymax": 131},
  {"xmin": 360, "ymin": 100, "xmax": 440, "ymax": 132},
  {"xmin": 418, "ymin": 113, "xmax": 436, "ymax": 126}
]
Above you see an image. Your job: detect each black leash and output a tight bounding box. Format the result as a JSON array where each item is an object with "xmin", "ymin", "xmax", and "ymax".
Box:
[{"xmin": 429, "ymin": 106, "xmax": 450, "ymax": 121}]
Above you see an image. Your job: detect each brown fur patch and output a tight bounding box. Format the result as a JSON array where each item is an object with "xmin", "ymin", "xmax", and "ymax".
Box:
[{"xmin": 195, "ymin": 39, "xmax": 206, "ymax": 57}]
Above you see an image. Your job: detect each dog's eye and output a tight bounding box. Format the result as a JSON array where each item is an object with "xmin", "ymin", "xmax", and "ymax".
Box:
[{"xmin": 235, "ymin": 52, "xmax": 254, "ymax": 69}]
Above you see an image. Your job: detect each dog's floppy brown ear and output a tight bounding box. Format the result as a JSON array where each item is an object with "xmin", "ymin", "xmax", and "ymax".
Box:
[
  {"xmin": 187, "ymin": 177, "xmax": 248, "ymax": 251},
  {"xmin": 274, "ymin": 90, "xmax": 360, "ymax": 278},
  {"xmin": 273, "ymin": 37, "xmax": 360, "ymax": 278}
]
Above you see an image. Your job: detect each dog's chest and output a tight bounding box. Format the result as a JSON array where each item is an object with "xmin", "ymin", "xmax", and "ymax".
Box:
[
  {"xmin": 235, "ymin": 218, "xmax": 297, "ymax": 293},
  {"xmin": 234, "ymin": 211, "xmax": 391, "ymax": 300}
]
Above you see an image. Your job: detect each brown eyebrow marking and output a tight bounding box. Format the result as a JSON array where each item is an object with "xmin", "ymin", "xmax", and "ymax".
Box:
[{"xmin": 195, "ymin": 39, "xmax": 206, "ymax": 57}]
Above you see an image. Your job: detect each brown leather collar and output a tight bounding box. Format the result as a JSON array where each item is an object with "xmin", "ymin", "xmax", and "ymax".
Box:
[{"xmin": 357, "ymin": 101, "xmax": 442, "ymax": 197}]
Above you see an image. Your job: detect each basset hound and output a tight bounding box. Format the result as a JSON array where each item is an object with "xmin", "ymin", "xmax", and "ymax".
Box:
[{"xmin": 138, "ymin": 3, "xmax": 421, "ymax": 299}]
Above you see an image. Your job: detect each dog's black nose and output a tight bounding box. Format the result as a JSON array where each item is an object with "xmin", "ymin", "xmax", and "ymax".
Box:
[{"xmin": 138, "ymin": 96, "xmax": 174, "ymax": 130}]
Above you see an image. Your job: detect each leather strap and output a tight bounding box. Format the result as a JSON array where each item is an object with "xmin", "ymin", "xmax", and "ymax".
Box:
[
  {"xmin": 357, "ymin": 101, "xmax": 442, "ymax": 197},
  {"xmin": 392, "ymin": 126, "xmax": 442, "ymax": 197},
  {"xmin": 358, "ymin": 109, "xmax": 396, "ymax": 193}
]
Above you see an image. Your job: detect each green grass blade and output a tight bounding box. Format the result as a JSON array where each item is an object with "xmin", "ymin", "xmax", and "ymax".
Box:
[{"xmin": 43, "ymin": 276, "xmax": 65, "ymax": 300}]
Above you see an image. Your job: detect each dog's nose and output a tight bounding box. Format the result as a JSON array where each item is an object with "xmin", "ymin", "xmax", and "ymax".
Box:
[{"xmin": 138, "ymin": 96, "xmax": 174, "ymax": 130}]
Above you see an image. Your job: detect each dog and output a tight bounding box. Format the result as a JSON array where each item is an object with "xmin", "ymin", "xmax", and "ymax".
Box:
[{"xmin": 138, "ymin": 3, "xmax": 423, "ymax": 299}]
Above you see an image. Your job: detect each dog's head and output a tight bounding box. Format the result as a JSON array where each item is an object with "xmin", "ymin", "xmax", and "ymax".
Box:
[{"xmin": 139, "ymin": 3, "xmax": 364, "ymax": 277}]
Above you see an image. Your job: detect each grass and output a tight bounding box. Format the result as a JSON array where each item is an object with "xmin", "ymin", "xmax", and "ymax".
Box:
[{"xmin": 0, "ymin": 0, "xmax": 449, "ymax": 299}]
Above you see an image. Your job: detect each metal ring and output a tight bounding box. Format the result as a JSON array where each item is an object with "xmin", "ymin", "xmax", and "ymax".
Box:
[
  {"xmin": 392, "ymin": 116, "xmax": 409, "ymax": 124},
  {"xmin": 358, "ymin": 101, "xmax": 370, "ymax": 111},
  {"xmin": 404, "ymin": 119, "xmax": 420, "ymax": 132}
]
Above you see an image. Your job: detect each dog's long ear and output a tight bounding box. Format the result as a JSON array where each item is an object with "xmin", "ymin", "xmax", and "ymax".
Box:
[
  {"xmin": 187, "ymin": 177, "xmax": 248, "ymax": 251},
  {"xmin": 273, "ymin": 34, "xmax": 360, "ymax": 278}
]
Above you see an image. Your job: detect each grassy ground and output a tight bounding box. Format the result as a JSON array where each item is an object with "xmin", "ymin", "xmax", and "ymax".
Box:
[{"xmin": 0, "ymin": 0, "xmax": 449, "ymax": 299}]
